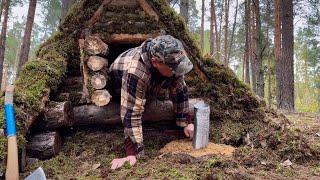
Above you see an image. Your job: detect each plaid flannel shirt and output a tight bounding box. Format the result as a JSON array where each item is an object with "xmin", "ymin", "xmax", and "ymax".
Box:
[{"xmin": 109, "ymin": 39, "xmax": 191, "ymax": 157}]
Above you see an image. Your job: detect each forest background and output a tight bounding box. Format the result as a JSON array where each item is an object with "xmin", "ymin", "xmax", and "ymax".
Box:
[{"xmin": 0, "ymin": 0, "xmax": 319, "ymax": 113}]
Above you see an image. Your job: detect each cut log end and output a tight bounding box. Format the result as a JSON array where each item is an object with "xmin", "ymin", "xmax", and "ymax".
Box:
[
  {"xmin": 91, "ymin": 74, "xmax": 107, "ymax": 90},
  {"xmin": 39, "ymin": 101, "xmax": 75, "ymax": 129},
  {"xmin": 87, "ymin": 56, "xmax": 108, "ymax": 71},
  {"xmin": 26, "ymin": 131, "xmax": 62, "ymax": 160},
  {"xmin": 84, "ymin": 36, "xmax": 109, "ymax": 55},
  {"xmin": 91, "ymin": 90, "xmax": 112, "ymax": 106}
]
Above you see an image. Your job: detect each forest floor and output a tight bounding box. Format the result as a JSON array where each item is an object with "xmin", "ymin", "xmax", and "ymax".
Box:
[{"xmin": 22, "ymin": 112, "xmax": 320, "ymax": 179}]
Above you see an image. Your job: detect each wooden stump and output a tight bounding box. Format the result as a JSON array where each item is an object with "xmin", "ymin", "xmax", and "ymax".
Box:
[
  {"xmin": 91, "ymin": 90, "xmax": 112, "ymax": 106},
  {"xmin": 26, "ymin": 131, "xmax": 62, "ymax": 160},
  {"xmin": 87, "ymin": 56, "xmax": 108, "ymax": 71}
]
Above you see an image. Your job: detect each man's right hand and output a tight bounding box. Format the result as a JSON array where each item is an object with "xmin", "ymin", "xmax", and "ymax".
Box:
[{"xmin": 110, "ymin": 155, "xmax": 137, "ymax": 170}]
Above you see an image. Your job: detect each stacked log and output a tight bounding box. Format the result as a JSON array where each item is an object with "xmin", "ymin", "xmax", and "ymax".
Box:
[
  {"xmin": 27, "ymin": 101, "xmax": 74, "ymax": 159},
  {"xmin": 79, "ymin": 36, "xmax": 112, "ymax": 106},
  {"xmin": 32, "ymin": 101, "xmax": 75, "ymax": 130},
  {"xmin": 26, "ymin": 132, "xmax": 62, "ymax": 160}
]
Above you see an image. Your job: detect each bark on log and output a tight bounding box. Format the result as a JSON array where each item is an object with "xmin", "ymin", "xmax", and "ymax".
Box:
[
  {"xmin": 88, "ymin": 0, "xmax": 113, "ymax": 28},
  {"xmin": 138, "ymin": 0, "xmax": 159, "ymax": 21},
  {"xmin": 98, "ymin": 33, "xmax": 159, "ymax": 44},
  {"xmin": 91, "ymin": 90, "xmax": 112, "ymax": 106},
  {"xmin": 35, "ymin": 101, "xmax": 74, "ymax": 129},
  {"xmin": 79, "ymin": 39, "xmax": 90, "ymax": 102},
  {"xmin": 87, "ymin": 56, "xmax": 108, "ymax": 71},
  {"xmin": 109, "ymin": 0, "xmax": 138, "ymax": 7},
  {"xmin": 73, "ymin": 98, "xmax": 202, "ymax": 126},
  {"xmin": 26, "ymin": 131, "xmax": 62, "ymax": 160},
  {"xmin": 84, "ymin": 36, "xmax": 109, "ymax": 56},
  {"xmin": 91, "ymin": 73, "xmax": 107, "ymax": 89}
]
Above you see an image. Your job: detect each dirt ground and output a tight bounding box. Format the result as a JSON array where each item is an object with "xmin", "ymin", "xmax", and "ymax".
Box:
[{"xmin": 21, "ymin": 113, "xmax": 320, "ymax": 179}]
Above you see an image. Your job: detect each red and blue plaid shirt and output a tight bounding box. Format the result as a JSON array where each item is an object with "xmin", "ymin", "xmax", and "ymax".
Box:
[{"xmin": 109, "ymin": 39, "xmax": 191, "ymax": 156}]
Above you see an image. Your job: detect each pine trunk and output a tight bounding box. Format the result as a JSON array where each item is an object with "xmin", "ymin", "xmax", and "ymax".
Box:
[
  {"xmin": 18, "ymin": 0, "xmax": 37, "ymax": 72},
  {"xmin": 212, "ymin": 0, "xmax": 219, "ymax": 58},
  {"xmin": 210, "ymin": 0, "xmax": 215, "ymax": 55},
  {"xmin": 0, "ymin": 0, "xmax": 9, "ymax": 86},
  {"xmin": 250, "ymin": 2, "xmax": 257, "ymax": 93},
  {"xmin": 179, "ymin": 0, "xmax": 189, "ymax": 24},
  {"xmin": 277, "ymin": 0, "xmax": 294, "ymax": 111},
  {"xmin": 266, "ymin": 0, "xmax": 272, "ymax": 107},
  {"xmin": 218, "ymin": 0, "xmax": 224, "ymax": 61},
  {"xmin": 254, "ymin": 0, "xmax": 264, "ymax": 98},
  {"xmin": 0, "ymin": 0, "xmax": 4, "ymax": 23},
  {"xmin": 200, "ymin": 0, "xmax": 205, "ymax": 54},
  {"xmin": 244, "ymin": 0, "xmax": 250, "ymax": 84},
  {"xmin": 227, "ymin": 0, "xmax": 238, "ymax": 64},
  {"xmin": 223, "ymin": 0, "xmax": 230, "ymax": 65}
]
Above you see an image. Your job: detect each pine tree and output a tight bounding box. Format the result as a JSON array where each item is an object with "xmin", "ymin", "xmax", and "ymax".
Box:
[{"xmin": 18, "ymin": 0, "xmax": 37, "ymax": 71}]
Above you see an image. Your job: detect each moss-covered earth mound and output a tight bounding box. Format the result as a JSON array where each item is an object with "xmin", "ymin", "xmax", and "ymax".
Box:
[{"xmin": 0, "ymin": 0, "xmax": 319, "ymax": 175}]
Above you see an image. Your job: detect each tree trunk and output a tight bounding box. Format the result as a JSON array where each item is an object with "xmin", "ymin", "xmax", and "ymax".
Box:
[
  {"xmin": 253, "ymin": 0, "xmax": 264, "ymax": 97},
  {"xmin": 227, "ymin": 0, "xmax": 238, "ymax": 64},
  {"xmin": 26, "ymin": 131, "xmax": 62, "ymax": 159},
  {"xmin": 0, "ymin": 0, "xmax": 4, "ymax": 24},
  {"xmin": 200, "ymin": 0, "xmax": 205, "ymax": 54},
  {"xmin": 210, "ymin": 0, "xmax": 215, "ymax": 55},
  {"xmin": 275, "ymin": 0, "xmax": 281, "ymax": 108},
  {"xmin": 218, "ymin": 0, "xmax": 224, "ymax": 61},
  {"xmin": 266, "ymin": 0, "xmax": 272, "ymax": 108},
  {"xmin": 212, "ymin": 0, "xmax": 219, "ymax": 58},
  {"xmin": 180, "ymin": 0, "xmax": 189, "ymax": 24},
  {"xmin": 223, "ymin": 0, "xmax": 230, "ymax": 65},
  {"xmin": 250, "ymin": 2, "xmax": 257, "ymax": 93},
  {"xmin": 277, "ymin": 0, "xmax": 294, "ymax": 111},
  {"xmin": 18, "ymin": 0, "xmax": 37, "ymax": 72},
  {"xmin": 244, "ymin": 0, "xmax": 250, "ymax": 84},
  {"xmin": 61, "ymin": 0, "xmax": 76, "ymax": 21},
  {"xmin": 0, "ymin": 0, "xmax": 10, "ymax": 86}
]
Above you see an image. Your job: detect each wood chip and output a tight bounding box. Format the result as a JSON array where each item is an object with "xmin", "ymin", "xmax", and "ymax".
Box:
[
  {"xmin": 92, "ymin": 163, "xmax": 101, "ymax": 170},
  {"xmin": 281, "ymin": 159, "xmax": 292, "ymax": 167}
]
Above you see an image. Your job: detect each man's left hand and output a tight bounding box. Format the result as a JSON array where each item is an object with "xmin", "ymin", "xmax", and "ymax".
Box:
[
  {"xmin": 184, "ymin": 123, "xmax": 194, "ymax": 139},
  {"xmin": 110, "ymin": 155, "xmax": 137, "ymax": 170}
]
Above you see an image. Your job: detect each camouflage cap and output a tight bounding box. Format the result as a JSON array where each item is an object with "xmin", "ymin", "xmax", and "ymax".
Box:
[{"xmin": 150, "ymin": 35, "xmax": 193, "ymax": 76}]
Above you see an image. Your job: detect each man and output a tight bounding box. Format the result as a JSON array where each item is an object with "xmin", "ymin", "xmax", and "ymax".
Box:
[{"xmin": 109, "ymin": 35, "xmax": 194, "ymax": 170}]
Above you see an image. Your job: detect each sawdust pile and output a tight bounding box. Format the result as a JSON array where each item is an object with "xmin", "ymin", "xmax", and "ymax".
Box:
[{"xmin": 160, "ymin": 140, "xmax": 236, "ymax": 158}]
